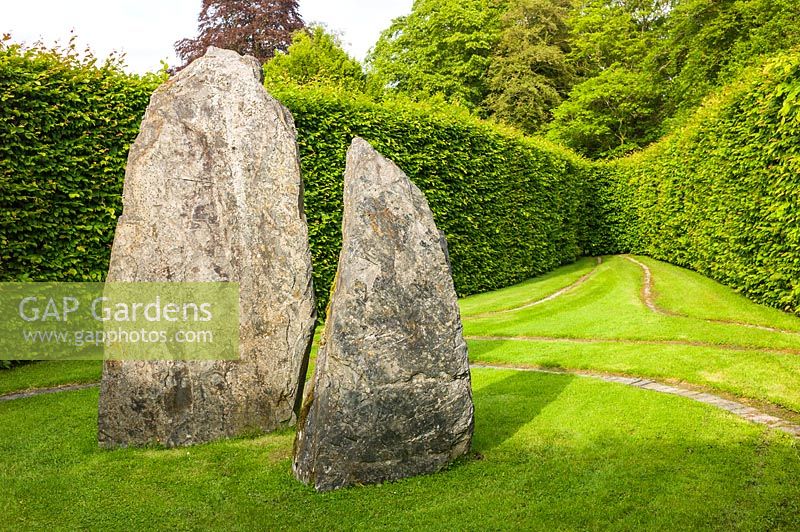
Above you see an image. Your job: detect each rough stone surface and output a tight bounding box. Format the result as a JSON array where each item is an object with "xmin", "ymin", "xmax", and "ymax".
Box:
[
  {"xmin": 293, "ymin": 138, "xmax": 474, "ymax": 491},
  {"xmin": 98, "ymin": 47, "xmax": 316, "ymax": 448}
]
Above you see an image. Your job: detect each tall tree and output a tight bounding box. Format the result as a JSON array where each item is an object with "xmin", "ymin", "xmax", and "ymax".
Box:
[
  {"xmin": 367, "ymin": 0, "xmax": 508, "ymax": 110},
  {"xmin": 541, "ymin": 0, "xmax": 673, "ymax": 157},
  {"xmin": 485, "ymin": 0, "xmax": 575, "ymax": 133},
  {"xmin": 175, "ymin": 0, "xmax": 304, "ymax": 67},
  {"xmin": 652, "ymin": 0, "xmax": 800, "ymax": 114},
  {"xmin": 567, "ymin": 0, "xmax": 674, "ymax": 76},
  {"xmin": 263, "ymin": 26, "xmax": 367, "ymax": 93},
  {"xmin": 547, "ymin": 66, "xmax": 665, "ymax": 158}
]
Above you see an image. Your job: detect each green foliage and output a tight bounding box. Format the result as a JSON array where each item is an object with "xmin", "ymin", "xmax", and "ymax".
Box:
[
  {"xmin": 557, "ymin": 0, "xmax": 800, "ymax": 156},
  {"xmin": 547, "ymin": 66, "xmax": 665, "ymax": 158},
  {"xmin": 0, "ymin": 40, "xmax": 164, "ymax": 283},
  {"xmin": 263, "ymin": 25, "xmax": 367, "ymax": 93},
  {"xmin": 1, "ymin": 43, "xmax": 599, "ymax": 318},
  {"xmin": 656, "ymin": 0, "xmax": 800, "ymax": 115},
  {"xmin": 367, "ymin": 0, "xmax": 507, "ymax": 110},
  {"xmin": 606, "ymin": 52, "xmax": 800, "ymax": 314},
  {"xmin": 484, "ymin": 0, "xmax": 574, "ymax": 133},
  {"xmin": 272, "ymin": 85, "xmax": 597, "ymax": 315},
  {"xmin": 6, "ymin": 36, "xmax": 800, "ymax": 322},
  {"xmin": 0, "ymin": 361, "xmax": 31, "ymax": 371},
  {"xmin": 545, "ymin": 0, "xmax": 672, "ymax": 158},
  {"xmin": 367, "ymin": 0, "xmax": 800, "ymax": 155},
  {"xmin": 566, "ymin": 0, "xmax": 673, "ymax": 76}
]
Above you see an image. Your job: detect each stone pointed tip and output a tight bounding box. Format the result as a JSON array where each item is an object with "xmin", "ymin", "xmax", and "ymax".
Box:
[
  {"xmin": 348, "ymin": 137, "xmax": 376, "ymax": 156},
  {"xmin": 197, "ymin": 47, "xmax": 263, "ymax": 83},
  {"xmin": 294, "ymin": 128, "xmax": 474, "ymax": 491},
  {"xmin": 202, "ymin": 46, "xmax": 235, "ymax": 59}
]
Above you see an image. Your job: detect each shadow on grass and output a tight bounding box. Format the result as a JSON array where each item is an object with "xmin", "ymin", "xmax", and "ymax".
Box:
[
  {"xmin": 472, "ymin": 369, "xmax": 573, "ymax": 453},
  {"xmin": 4, "ymin": 374, "xmax": 800, "ymax": 529}
]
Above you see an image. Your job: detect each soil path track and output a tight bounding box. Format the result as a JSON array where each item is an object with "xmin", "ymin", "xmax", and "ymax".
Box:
[
  {"xmin": 467, "ymin": 257, "xmax": 603, "ymax": 319},
  {"xmin": 624, "ymin": 255, "xmax": 800, "ymax": 335},
  {"xmin": 0, "ymin": 383, "xmax": 99, "ymax": 402}
]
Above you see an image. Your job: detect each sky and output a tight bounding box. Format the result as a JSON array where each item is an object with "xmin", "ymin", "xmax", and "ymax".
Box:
[{"xmin": 2, "ymin": 0, "xmax": 413, "ymax": 73}]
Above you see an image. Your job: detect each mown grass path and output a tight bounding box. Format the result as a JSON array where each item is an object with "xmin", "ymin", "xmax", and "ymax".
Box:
[
  {"xmin": 462, "ymin": 255, "xmax": 800, "ymax": 417},
  {"xmin": 624, "ymin": 255, "xmax": 800, "ymax": 334}
]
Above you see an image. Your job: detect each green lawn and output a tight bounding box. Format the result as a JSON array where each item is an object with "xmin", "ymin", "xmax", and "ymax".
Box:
[
  {"xmin": 459, "ymin": 256, "xmax": 599, "ymax": 316},
  {"xmin": 641, "ymin": 256, "xmax": 800, "ymax": 331},
  {"xmin": 1, "ymin": 369, "xmax": 799, "ymax": 530},
  {"xmin": 0, "ymin": 361, "xmax": 101, "ymax": 395},
  {"xmin": 462, "ymin": 255, "xmax": 800, "ymax": 412},
  {"xmin": 463, "ymin": 257, "xmax": 800, "ymax": 352},
  {"xmin": 1, "ymin": 255, "xmax": 799, "ymax": 529}
]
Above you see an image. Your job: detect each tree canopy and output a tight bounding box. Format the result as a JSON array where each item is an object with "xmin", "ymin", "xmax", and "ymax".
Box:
[
  {"xmin": 175, "ymin": 0, "xmax": 304, "ymax": 67},
  {"xmin": 263, "ymin": 26, "xmax": 367, "ymax": 93},
  {"xmin": 367, "ymin": 0, "xmax": 508, "ymax": 110},
  {"xmin": 484, "ymin": 0, "xmax": 574, "ymax": 132},
  {"xmin": 363, "ymin": 0, "xmax": 800, "ymax": 158}
]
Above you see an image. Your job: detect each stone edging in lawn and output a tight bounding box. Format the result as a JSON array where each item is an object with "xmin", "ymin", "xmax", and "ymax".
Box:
[
  {"xmin": 3, "ymin": 367, "xmax": 799, "ymax": 439},
  {"xmin": 0, "ymin": 383, "xmax": 99, "ymax": 402},
  {"xmin": 472, "ymin": 362, "xmax": 800, "ymax": 438},
  {"xmin": 466, "ymin": 334, "xmax": 800, "ymax": 356}
]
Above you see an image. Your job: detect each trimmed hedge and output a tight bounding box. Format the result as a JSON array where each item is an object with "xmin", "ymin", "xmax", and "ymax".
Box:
[
  {"xmin": 0, "ymin": 43, "xmax": 163, "ymax": 283},
  {"xmin": 606, "ymin": 52, "xmax": 800, "ymax": 314},
  {"xmin": 1, "ymin": 45, "xmax": 598, "ymax": 316},
  {"xmin": 274, "ymin": 87, "xmax": 596, "ymax": 313},
  {"xmin": 5, "ymin": 43, "xmax": 799, "ymax": 317}
]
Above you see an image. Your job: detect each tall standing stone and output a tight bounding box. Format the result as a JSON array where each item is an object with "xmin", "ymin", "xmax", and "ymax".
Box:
[
  {"xmin": 293, "ymin": 138, "xmax": 474, "ymax": 491},
  {"xmin": 98, "ymin": 48, "xmax": 316, "ymax": 448}
]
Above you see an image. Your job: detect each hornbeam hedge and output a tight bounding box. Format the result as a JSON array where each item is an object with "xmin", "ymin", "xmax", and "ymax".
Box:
[
  {"xmin": 0, "ymin": 44, "xmax": 597, "ymax": 316},
  {"xmin": 607, "ymin": 52, "xmax": 800, "ymax": 314},
  {"xmin": 274, "ymin": 87, "xmax": 598, "ymax": 313},
  {"xmin": 3, "ymin": 43, "xmax": 799, "ymax": 316},
  {"xmin": 0, "ymin": 43, "xmax": 162, "ymax": 283}
]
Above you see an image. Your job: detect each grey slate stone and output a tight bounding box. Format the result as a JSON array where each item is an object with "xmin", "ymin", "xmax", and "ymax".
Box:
[
  {"xmin": 293, "ymin": 138, "xmax": 474, "ymax": 491},
  {"xmin": 98, "ymin": 47, "xmax": 316, "ymax": 448}
]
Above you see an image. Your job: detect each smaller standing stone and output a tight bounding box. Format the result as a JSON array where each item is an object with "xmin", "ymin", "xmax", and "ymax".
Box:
[{"xmin": 293, "ymin": 138, "xmax": 474, "ymax": 492}]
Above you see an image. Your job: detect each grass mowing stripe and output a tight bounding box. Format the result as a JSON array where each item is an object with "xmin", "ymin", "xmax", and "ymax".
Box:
[
  {"xmin": 463, "ymin": 256, "xmax": 800, "ymax": 353},
  {"xmin": 626, "ymin": 255, "xmax": 800, "ymax": 335},
  {"xmin": 459, "ymin": 257, "xmax": 599, "ymax": 317},
  {"xmin": 472, "ymin": 363, "xmax": 800, "ymax": 437},
  {"xmin": 467, "ymin": 257, "xmax": 603, "ymax": 318},
  {"xmin": 468, "ymin": 338, "xmax": 800, "ymax": 413},
  {"xmin": 1, "ymin": 370, "xmax": 799, "ymax": 529},
  {"xmin": 639, "ymin": 256, "xmax": 800, "ymax": 332},
  {"xmin": 466, "ymin": 334, "xmax": 800, "ymax": 356}
]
